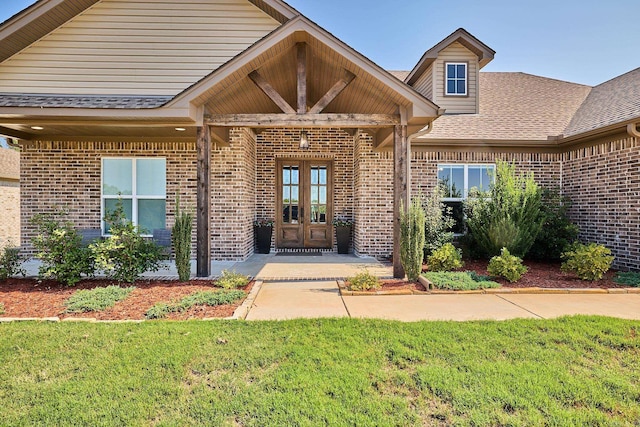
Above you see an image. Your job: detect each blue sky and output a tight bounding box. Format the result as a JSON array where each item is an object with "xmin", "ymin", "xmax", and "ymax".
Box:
[{"xmin": 1, "ymin": 0, "xmax": 639, "ymax": 86}]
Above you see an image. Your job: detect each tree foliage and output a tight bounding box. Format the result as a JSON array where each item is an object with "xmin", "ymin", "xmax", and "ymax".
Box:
[{"xmin": 400, "ymin": 197, "xmax": 426, "ymax": 281}]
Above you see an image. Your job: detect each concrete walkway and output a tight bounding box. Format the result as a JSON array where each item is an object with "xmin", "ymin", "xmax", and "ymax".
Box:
[{"xmin": 247, "ymin": 280, "xmax": 640, "ymax": 321}]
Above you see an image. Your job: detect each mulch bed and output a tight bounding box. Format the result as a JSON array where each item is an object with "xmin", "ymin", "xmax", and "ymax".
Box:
[{"xmin": 0, "ymin": 278, "xmax": 252, "ymax": 320}]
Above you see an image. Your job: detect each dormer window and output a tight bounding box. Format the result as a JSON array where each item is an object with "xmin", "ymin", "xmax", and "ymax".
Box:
[{"xmin": 445, "ymin": 62, "xmax": 467, "ymax": 96}]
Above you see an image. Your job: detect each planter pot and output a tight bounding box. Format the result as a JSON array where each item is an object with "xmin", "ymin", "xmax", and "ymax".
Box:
[
  {"xmin": 335, "ymin": 225, "xmax": 351, "ymax": 254},
  {"xmin": 255, "ymin": 226, "xmax": 273, "ymax": 254}
]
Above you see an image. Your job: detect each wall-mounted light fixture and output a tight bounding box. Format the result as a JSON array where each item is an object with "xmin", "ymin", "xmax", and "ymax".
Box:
[
  {"xmin": 31, "ymin": 126, "xmax": 44, "ymax": 130},
  {"xmin": 299, "ymin": 130, "xmax": 309, "ymax": 149}
]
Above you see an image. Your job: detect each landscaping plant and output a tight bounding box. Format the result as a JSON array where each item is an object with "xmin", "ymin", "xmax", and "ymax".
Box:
[
  {"xmin": 347, "ymin": 270, "xmax": 381, "ymax": 291},
  {"xmin": 0, "ymin": 242, "xmax": 26, "ymax": 280},
  {"xmin": 64, "ymin": 285, "xmax": 135, "ymax": 313},
  {"xmin": 216, "ymin": 270, "xmax": 250, "ymax": 289},
  {"xmin": 487, "ymin": 247, "xmax": 528, "ymax": 282},
  {"xmin": 427, "ymin": 243, "xmax": 463, "ymax": 272},
  {"xmin": 528, "ymin": 189, "xmax": 579, "ymax": 261},
  {"xmin": 423, "ymin": 271, "xmax": 500, "ymax": 290},
  {"xmin": 172, "ymin": 195, "xmax": 193, "ymax": 282},
  {"xmin": 91, "ymin": 200, "xmax": 165, "ymax": 283},
  {"xmin": 0, "ymin": 302, "xmax": 4, "ymax": 315},
  {"xmin": 30, "ymin": 210, "xmax": 95, "ymax": 286},
  {"xmin": 400, "ymin": 196, "xmax": 426, "ymax": 281},
  {"xmin": 613, "ymin": 271, "xmax": 640, "ymax": 287},
  {"xmin": 423, "ymin": 185, "xmax": 454, "ymax": 258},
  {"xmin": 465, "ymin": 160, "xmax": 544, "ymax": 258},
  {"xmin": 561, "ymin": 242, "xmax": 614, "ymax": 281},
  {"xmin": 145, "ymin": 289, "xmax": 245, "ymax": 319}
]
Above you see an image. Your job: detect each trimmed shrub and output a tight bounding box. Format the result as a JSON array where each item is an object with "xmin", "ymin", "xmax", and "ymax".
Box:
[
  {"xmin": 400, "ymin": 196, "xmax": 426, "ymax": 281},
  {"xmin": 488, "ymin": 248, "xmax": 528, "ymax": 283},
  {"xmin": 465, "ymin": 161, "xmax": 544, "ymax": 258},
  {"xmin": 466, "ymin": 270, "xmax": 492, "ymax": 283},
  {"xmin": 172, "ymin": 195, "xmax": 193, "ymax": 282},
  {"xmin": 91, "ymin": 200, "xmax": 165, "ymax": 283},
  {"xmin": 145, "ymin": 289, "xmax": 245, "ymax": 319},
  {"xmin": 30, "ymin": 211, "xmax": 95, "ymax": 286},
  {"xmin": 424, "ymin": 272, "xmax": 500, "ymax": 290},
  {"xmin": 528, "ymin": 190, "xmax": 579, "ymax": 261},
  {"xmin": 423, "ymin": 186, "xmax": 455, "ymax": 258},
  {"xmin": 347, "ymin": 270, "xmax": 381, "ymax": 291},
  {"xmin": 427, "ymin": 243, "xmax": 463, "ymax": 272},
  {"xmin": 0, "ymin": 243, "xmax": 26, "ymax": 280},
  {"xmin": 216, "ymin": 270, "xmax": 250, "ymax": 289},
  {"xmin": 561, "ymin": 243, "xmax": 614, "ymax": 281},
  {"xmin": 64, "ymin": 286, "xmax": 135, "ymax": 313}
]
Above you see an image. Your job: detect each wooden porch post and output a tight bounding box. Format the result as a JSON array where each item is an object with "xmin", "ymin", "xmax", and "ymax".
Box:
[
  {"xmin": 393, "ymin": 124, "xmax": 409, "ymax": 278},
  {"xmin": 196, "ymin": 125, "xmax": 211, "ymax": 277}
]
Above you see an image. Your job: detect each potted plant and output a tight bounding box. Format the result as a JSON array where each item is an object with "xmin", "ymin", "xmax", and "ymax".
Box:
[
  {"xmin": 254, "ymin": 219, "xmax": 274, "ymax": 254},
  {"xmin": 332, "ymin": 217, "xmax": 353, "ymax": 254}
]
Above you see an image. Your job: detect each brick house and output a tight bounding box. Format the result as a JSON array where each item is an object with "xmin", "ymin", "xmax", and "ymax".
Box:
[{"xmin": 0, "ymin": 0, "xmax": 638, "ymax": 276}]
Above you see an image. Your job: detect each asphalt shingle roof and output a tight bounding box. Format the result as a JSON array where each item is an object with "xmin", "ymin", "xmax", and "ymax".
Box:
[
  {"xmin": 564, "ymin": 67, "xmax": 640, "ymax": 137},
  {"xmin": 0, "ymin": 94, "xmax": 172, "ymax": 109},
  {"xmin": 419, "ymin": 72, "xmax": 592, "ymax": 141}
]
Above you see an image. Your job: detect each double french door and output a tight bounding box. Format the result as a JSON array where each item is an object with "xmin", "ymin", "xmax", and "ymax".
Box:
[{"xmin": 276, "ymin": 159, "xmax": 333, "ymax": 248}]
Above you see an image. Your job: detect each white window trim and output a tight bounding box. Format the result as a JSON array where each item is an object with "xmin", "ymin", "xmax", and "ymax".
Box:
[
  {"xmin": 439, "ymin": 164, "xmax": 495, "ymax": 202},
  {"xmin": 101, "ymin": 157, "xmax": 166, "ymax": 236},
  {"xmin": 445, "ymin": 62, "xmax": 468, "ymax": 96}
]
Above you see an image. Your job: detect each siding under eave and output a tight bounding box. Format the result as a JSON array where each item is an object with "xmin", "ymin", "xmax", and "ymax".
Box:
[{"xmin": 0, "ymin": 0, "xmax": 280, "ymax": 95}]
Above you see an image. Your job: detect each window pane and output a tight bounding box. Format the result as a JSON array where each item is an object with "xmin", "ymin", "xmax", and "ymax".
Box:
[
  {"xmin": 447, "ymin": 64, "xmax": 455, "ymax": 77},
  {"xmin": 138, "ymin": 199, "xmax": 166, "ymax": 234},
  {"xmin": 291, "ymin": 205, "xmax": 298, "ymax": 223},
  {"xmin": 283, "ymin": 186, "xmax": 290, "ymax": 203},
  {"xmin": 137, "ymin": 159, "xmax": 166, "ymax": 196},
  {"xmin": 468, "ymin": 167, "xmax": 481, "ymax": 193},
  {"xmin": 311, "ymin": 187, "xmax": 319, "ymax": 204},
  {"xmin": 104, "ymin": 198, "xmax": 132, "ymax": 234},
  {"xmin": 291, "ymin": 168, "xmax": 299, "ymax": 185},
  {"xmin": 451, "ymin": 167, "xmax": 464, "ymax": 198},
  {"xmin": 457, "ymin": 64, "xmax": 466, "ymax": 77},
  {"xmin": 311, "ymin": 168, "xmax": 319, "ymax": 185},
  {"xmin": 319, "ymin": 168, "xmax": 327, "ymax": 185},
  {"xmin": 291, "ymin": 186, "xmax": 299, "ymax": 204},
  {"xmin": 283, "ymin": 168, "xmax": 290, "ymax": 185},
  {"xmin": 457, "ymin": 80, "xmax": 466, "ymax": 94},
  {"xmin": 447, "ymin": 80, "xmax": 456, "ymax": 94},
  {"xmin": 103, "ymin": 159, "xmax": 132, "ymax": 195},
  {"xmin": 319, "ymin": 187, "xmax": 327, "ymax": 204}
]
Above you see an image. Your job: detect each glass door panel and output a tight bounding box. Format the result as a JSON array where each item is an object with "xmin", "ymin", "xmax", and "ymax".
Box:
[
  {"xmin": 309, "ymin": 165, "xmax": 327, "ymax": 224},
  {"xmin": 282, "ymin": 165, "xmax": 300, "ymax": 224}
]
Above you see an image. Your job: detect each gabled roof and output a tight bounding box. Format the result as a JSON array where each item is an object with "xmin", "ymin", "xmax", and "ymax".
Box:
[
  {"xmin": 0, "ymin": 0, "xmax": 298, "ymax": 64},
  {"xmin": 406, "ymin": 28, "xmax": 495, "ymax": 86},
  {"xmin": 417, "ymin": 73, "xmax": 591, "ymax": 143},
  {"xmin": 564, "ymin": 67, "xmax": 640, "ymax": 137}
]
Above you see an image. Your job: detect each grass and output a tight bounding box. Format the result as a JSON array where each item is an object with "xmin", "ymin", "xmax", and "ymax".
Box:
[
  {"xmin": 145, "ymin": 289, "xmax": 246, "ymax": 319},
  {"xmin": 64, "ymin": 285, "xmax": 136, "ymax": 313},
  {"xmin": 0, "ymin": 317, "xmax": 639, "ymax": 426},
  {"xmin": 424, "ymin": 271, "xmax": 501, "ymax": 290}
]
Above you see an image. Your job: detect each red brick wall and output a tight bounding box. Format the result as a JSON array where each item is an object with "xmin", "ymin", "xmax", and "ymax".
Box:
[{"xmin": 562, "ymin": 134, "xmax": 640, "ymax": 270}]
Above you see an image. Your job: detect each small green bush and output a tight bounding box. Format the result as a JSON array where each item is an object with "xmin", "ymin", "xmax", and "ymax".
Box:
[
  {"xmin": 64, "ymin": 285, "xmax": 135, "ymax": 313},
  {"xmin": 0, "ymin": 244, "xmax": 26, "ymax": 280},
  {"xmin": 172, "ymin": 195, "xmax": 193, "ymax": 282},
  {"xmin": 423, "ymin": 186, "xmax": 454, "ymax": 258},
  {"xmin": 427, "ymin": 243, "xmax": 463, "ymax": 272},
  {"xmin": 465, "ymin": 270, "xmax": 492, "ymax": 282},
  {"xmin": 145, "ymin": 289, "xmax": 245, "ymax": 319},
  {"xmin": 347, "ymin": 270, "xmax": 381, "ymax": 291},
  {"xmin": 423, "ymin": 272, "xmax": 500, "ymax": 290},
  {"xmin": 400, "ymin": 197, "xmax": 426, "ymax": 281},
  {"xmin": 614, "ymin": 272, "xmax": 640, "ymax": 287},
  {"xmin": 528, "ymin": 190, "xmax": 579, "ymax": 261},
  {"xmin": 31, "ymin": 211, "xmax": 95, "ymax": 286},
  {"xmin": 487, "ymin": 248, "xmax": 528, "ymax": 283},
  {"xmin": 91, "ymin": 200, "xmax": 165, "ymax": 283},
  {"xmin": 216, "ymin": 270, "xmax": 250, "ymax": 289},
  {"xmin": 561, "ymin": 243, "xmax": 614, "ymax": 281}
]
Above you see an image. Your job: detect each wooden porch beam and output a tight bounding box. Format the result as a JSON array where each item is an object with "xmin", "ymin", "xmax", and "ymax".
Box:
[
  {"xmin": 206, "ymin": 113, "xmax": 399, "ymax": 128},
  {"xmin": 196, "ymin": 125, "xmax": 211, "ymax": 277},
  {"xmin": 210, "ymin": 126, "xmax": 230, "ymax": 147},
  {"xmin": 248, "ymin": 70, "xmax": 296, "ymax": 114},
  {"xmin": 393, "ymin": 124, "xmax": 409, "ymax": 279},
  {"xmin": 296, "ymin": 42, "xmax": 307, "ymax": 114},
  {"xmin": 308, "ymin": 70, "xmax": 356, "ymax": 114}
]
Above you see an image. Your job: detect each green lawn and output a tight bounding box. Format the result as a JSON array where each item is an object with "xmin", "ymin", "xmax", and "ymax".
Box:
[{"xmin": 1, "ymin": 317, "xmax": 639, "ymax": 426}]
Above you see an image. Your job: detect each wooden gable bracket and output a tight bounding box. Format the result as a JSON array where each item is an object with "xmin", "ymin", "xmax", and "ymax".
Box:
[
  {"xmin": 308, "ymin": 70, "xmax": 356, "ymax": 114},
  {"xmin": 249, "ymin": 70, "xmax": 296, "ymax": 114}
]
